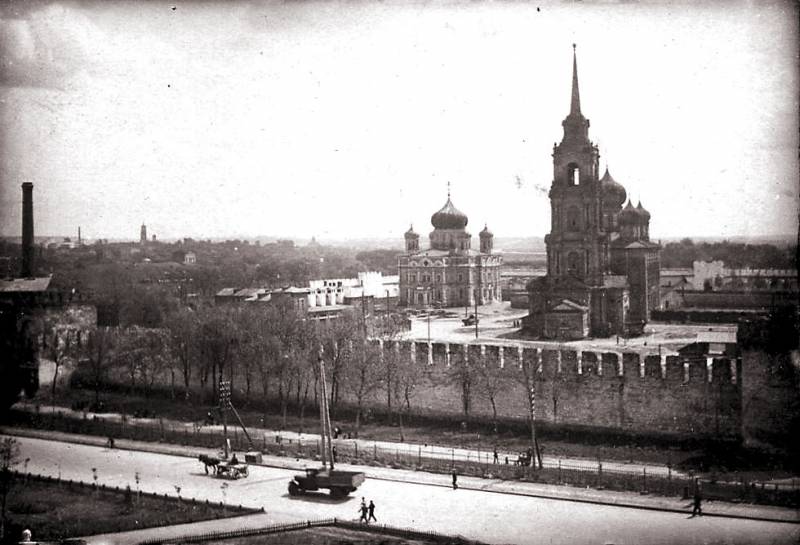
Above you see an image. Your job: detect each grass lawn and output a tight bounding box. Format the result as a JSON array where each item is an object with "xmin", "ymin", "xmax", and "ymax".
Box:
[
  {"xmin": 206, "ymin": 527, "xmax": 438, "ymax": 545},
  {"xmin": 2, "ymin": 475, "xmax": 250, "ymax": 543}
]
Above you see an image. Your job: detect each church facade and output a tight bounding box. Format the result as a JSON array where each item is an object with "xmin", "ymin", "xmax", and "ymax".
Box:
[
  {"xmin": 398, "ymin": 192, "xmax": 502, "ymax": 308},
  {"xmin": 524, "ymin": 47, "xmax": 660, "ymax": 340}
]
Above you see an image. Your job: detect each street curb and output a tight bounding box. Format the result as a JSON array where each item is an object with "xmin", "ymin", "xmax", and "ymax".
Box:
[{"xmin": 3, "ymin": 426, "xmax": 798, "ymax": 525}]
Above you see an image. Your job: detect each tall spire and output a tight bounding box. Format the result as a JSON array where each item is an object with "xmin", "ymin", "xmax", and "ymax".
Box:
[{"xmin": 570, "ymin": 43, "xmax": 581, "ymax": 116}]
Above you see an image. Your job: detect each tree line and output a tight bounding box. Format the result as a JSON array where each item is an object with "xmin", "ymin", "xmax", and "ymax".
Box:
[
  {"xmin": 660, "ymin": 238, "xmax": 796, "ymax": 269},
  {"xmin": 44, "ymin": 301, "xmax": 544, "ymax": 465}
]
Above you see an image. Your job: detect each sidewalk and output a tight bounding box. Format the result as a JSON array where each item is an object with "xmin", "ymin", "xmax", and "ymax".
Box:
[{"xmin": 4, "ymin": 425, "xmax": 798, "ymax": 525}]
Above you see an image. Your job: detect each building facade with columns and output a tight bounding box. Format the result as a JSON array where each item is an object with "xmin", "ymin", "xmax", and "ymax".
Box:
[
  {"xmin": 524, "ymin": 46, "xmax": 660, "ymax": 340},
  {"xmin": 398, "ymin": 192, "xmax": 502, "ymax": 308}
]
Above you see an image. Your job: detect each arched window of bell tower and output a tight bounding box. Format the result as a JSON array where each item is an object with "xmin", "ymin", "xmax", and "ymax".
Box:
[{"xmin": 566, "ymin": 163, "xmax": 580, "ymax": 186}]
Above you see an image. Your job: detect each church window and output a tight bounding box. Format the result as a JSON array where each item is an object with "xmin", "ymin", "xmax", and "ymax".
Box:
[
  {"xmin": 567, "ymin": 163, "xmax": 580, "ymax": 185},
  {"xmin": 566, "ymin": 206, "xmax": 581, "ymax": 231},
  {"xmin": 458, "ymin": 273, "xmax": 463, "ymax": 282},
  {"xmin": 435, "ymin": 274, "xmax": 441, "ymax": 283}
]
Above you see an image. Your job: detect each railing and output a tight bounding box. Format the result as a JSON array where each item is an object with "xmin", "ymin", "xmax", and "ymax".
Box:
[{"xmin": 6, "ymin": 409, "xmax": 799, "ymax": 508}]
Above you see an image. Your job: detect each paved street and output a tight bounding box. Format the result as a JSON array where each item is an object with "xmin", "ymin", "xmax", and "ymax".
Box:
[{"xmin": 7, "ymin": 434, "xmax": 798, "ymax": 545}]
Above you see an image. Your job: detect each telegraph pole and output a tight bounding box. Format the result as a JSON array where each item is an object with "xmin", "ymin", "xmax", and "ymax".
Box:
[
  {"xmin": 219, "ymin": 378, "xmax": 230, "ymax": 459},
  {"xmin": 475, "ymin": 258, "xmax": 480, "ymax": 339}
]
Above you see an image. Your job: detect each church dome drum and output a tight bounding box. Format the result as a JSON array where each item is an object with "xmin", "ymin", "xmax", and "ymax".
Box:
[{"xmin": 431, "ymin": 197, "xmax": 469, "ymax": 229}]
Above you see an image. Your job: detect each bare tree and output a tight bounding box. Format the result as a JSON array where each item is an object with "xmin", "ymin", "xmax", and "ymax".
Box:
[
  {"xmin": 346, "ymin": 341, "xmax": 382, "ymax": 437},
  {"xmin": 447, "ymin": 348, "xmax": 475, "ymax": 421},
  {"xmin": 41, "ymin": 324, "xmax": 77, "ymax": 407},
  {"xmin": 0, "ymin": 437, "xmax": 20, "ymax": 539},
  {"xmin": 164, "ymin": 307, "xmax": 198, "ymax": 401},
  {"xmin": 380, "ymin": 341, "xmax": 424, "ymax": 442},
  {"xmin": 85, "ymin": 327, "xmax": 114, "ymax": 406},
  {"xmin": 475, "ymin": 349, "xmax": 511, "ymax": 438}
]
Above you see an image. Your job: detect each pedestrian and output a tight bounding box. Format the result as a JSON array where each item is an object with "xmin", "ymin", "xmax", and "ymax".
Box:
[
  {"xmin": 332, "ymin": 446, "xmax": 337, "ymax": 463},
  {"xmin": 359, "ymin": 497, "xmax": 368, "ymax": 523},
  {"xmin": 107, "ymin": 435, "xmax": 115, "ymax": 449},
  {"xmin": 368, "ymin": 500, "xmax": 377, "ymax": 522},
  {"xmin": 493, "ymin": 448, "xmax": 498, "ymax": 464},
  {"xmin": 452, "ymin": 470, "xmax": 458, "ymax": 490},
  {"xmin": 691, "ymin": 485, "xmax": 703, "ymax": 517}
]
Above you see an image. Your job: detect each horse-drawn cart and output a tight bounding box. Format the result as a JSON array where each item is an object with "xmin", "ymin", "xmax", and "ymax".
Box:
[
  {"xmin": 198, "ymin": 454, "xmax": 249, "ymax": 479},
  {"xmin": 216, "ymin": 461, "xmax": 249, "ymax": 479}
]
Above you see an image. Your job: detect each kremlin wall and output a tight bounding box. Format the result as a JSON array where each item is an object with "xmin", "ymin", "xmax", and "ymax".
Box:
[{"xmin": 351, "ymin": 338, "xmax": 796, "ymax": 447}]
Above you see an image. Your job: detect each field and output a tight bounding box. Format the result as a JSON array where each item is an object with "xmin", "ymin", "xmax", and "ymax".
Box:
[{"xmin": 1, "ymin": 474, "xmax": 252, "ymax": 543}]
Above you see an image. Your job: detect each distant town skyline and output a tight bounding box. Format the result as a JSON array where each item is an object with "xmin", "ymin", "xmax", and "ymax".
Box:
[{"xmin": 1, "ymin": 1, "xmax": 798, "ymax": 242}]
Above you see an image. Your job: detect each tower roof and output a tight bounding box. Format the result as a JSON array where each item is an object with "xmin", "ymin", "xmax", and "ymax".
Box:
[
  {"xmin": 619, "ymin": 200, "xmax": 639, "ymax": 224},
  {"xmin": 480, "ymin": 223, "xmax": 493, "ymax": 237},
  {"xmin": 600, "ymin": 167, "xmax": 627, "ymax": 209},
  {"xmin": 561, "ymin": 44, "xmax": 590, "ymax": 144},
  {"xmin": 570, "ymin": 43, "xmax": 581, "ymax": 116},
  {"xmin": 636, "ymin": 201, "xmax": 651, "ymax": 220},
  {"xmin": 431, "ymin": 196, "xmax": 468, "ymax": 230},
  {"xmin": 404, "ymin": 224, "xmax": 418, "ymax": 237}
]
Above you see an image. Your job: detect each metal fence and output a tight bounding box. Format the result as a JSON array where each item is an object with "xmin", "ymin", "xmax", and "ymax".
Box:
[{"xmin": 7, "ymin": 409, "xmax": 799, "ymax": 508}]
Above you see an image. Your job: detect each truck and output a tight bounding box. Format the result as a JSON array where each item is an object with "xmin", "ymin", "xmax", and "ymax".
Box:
[
  {"xmin": 287, "ymin": 353, "xmax": 366, "ymax": 498},
  {"xmin": 288, "ymin": 467, "xmax": 365, "ymax": 498}
]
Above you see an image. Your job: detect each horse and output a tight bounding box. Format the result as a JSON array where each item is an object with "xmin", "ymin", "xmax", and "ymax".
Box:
[{"xmin": 198, "ymin": 454, "xmax": 221, "ymax": 475}]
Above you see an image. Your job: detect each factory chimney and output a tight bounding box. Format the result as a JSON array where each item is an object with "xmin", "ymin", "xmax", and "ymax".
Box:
[{"xmin": 21, "ymin": 182, "xmax": 34, "ymax": 278}]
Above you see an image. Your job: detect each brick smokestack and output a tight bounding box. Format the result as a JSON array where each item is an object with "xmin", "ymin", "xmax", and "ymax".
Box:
[{"xmin": 21, "ymin": 182, "xmax": 34, "ymax": 277}]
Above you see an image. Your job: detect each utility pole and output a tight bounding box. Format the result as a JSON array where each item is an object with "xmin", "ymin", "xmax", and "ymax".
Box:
[
  {"xmin": 475, "ymin": 258, "xmax": 480, "ymax": 339},
  {"xmin": 219, "ymin": 378, "xmax": 230, "ymax": 459}
]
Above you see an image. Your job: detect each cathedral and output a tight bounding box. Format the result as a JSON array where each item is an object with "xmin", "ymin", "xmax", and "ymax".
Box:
[
  {"xmin": 523, "ymin": 46, "xmax": 660, "ymax": 340},
  {"xmin": 398, "ymin": 190, "xmax": 502, "ymax": 308}
]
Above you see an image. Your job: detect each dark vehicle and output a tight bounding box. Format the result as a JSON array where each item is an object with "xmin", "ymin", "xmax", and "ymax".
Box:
[
  {"xmin": 288, "ymin": 467, "xmax": 365, "ymax": 498},
  {"xmin": 462, "ymin": 314, "xmax": 479, "ymax": 326}
]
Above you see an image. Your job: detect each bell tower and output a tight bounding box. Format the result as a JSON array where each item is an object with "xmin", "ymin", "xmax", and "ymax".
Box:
[{"xmin": 545, "ymin": 44, "xmax": 604, "ymax": 286}]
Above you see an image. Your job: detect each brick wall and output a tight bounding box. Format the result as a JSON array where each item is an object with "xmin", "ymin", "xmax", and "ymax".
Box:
[{"xmin": 365, "ymin": 339, "xmax": 742, "ymax": 440}]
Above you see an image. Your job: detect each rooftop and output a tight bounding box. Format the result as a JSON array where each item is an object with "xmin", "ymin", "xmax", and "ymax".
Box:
[{"xmin": 0, "ymin": 276, "xmax": 52, "ymax": 293}]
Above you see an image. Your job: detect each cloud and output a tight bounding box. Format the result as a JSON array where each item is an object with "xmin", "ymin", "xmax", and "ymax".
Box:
[{"xmin": 0, "ymin": 3, "xmax": 101, "ymax": 89}]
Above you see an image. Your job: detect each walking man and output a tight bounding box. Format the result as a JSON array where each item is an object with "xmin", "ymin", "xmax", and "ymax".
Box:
[
  {"xmin": 359, "ymin": 497, "xmax": 368, "ymax": 523},
  {"xmin": 452, "ymin": 470, "xmax": 458, "ymax": 490},
  {"xmin": 493, "ymin": 448, "xmax": 498, "ymax": 464},
  {"xmin": 691, "ymin": 483, "xmax": 703, "ymax": 517},
  {"xmin": 368, "ymin": 500, "xmax": 377, "ymax": 522}
]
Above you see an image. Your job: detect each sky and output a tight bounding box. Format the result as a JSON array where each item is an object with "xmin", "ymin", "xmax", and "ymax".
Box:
[{"xmin": 0, "ymin": 0, "xmax": 798, "ymax": 243}]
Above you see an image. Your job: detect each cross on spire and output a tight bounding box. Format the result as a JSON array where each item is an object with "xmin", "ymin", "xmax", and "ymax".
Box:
[{"xmin": 447, "ymin": 181, "xmax": 451, "ymax": 199}]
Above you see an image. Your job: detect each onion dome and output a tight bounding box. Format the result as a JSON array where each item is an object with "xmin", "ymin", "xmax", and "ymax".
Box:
[
  {"xmin": 600, "ymin": 168, "xmax": 627, "ymax": 209},
  {"xmin": 431, "ymin": 196, "xmax": 468, "ymax": 230},
  {"xmin": 618, "ymin": 200, "xmax": 639, "ymax": 225},
  {"xmin": 479, "ymin": 224, "xmax": 493, "ymax": 237},
  {"xmin": 636, "ymin": 201, "xmax": 651, "ymax": 220}
]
